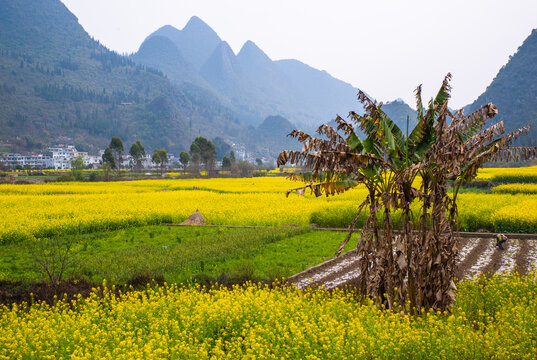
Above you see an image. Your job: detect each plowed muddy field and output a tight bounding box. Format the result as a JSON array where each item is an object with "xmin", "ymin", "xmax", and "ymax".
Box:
[{"xmin": 288, "ymin": 236, "xmax": 537, "ymax": 289}]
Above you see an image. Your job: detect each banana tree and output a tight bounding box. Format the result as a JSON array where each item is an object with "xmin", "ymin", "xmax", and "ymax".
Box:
[{"xmin": 278, "ymin": 73, "xmax": 537, "ymax": 311}]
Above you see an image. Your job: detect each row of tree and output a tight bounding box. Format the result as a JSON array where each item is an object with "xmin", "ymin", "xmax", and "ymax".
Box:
[
  {"xmin": 100, "ymin": 136, "xmax": 259, "ymax": 176},
  {"xmin": 177, "ymin": 136, "xmax": 217, "ymax": 174},
  {"xmin": 101, "ymin": 137, "xmax": 161, "ymax": 174},
  {"xmin": 179, "ymin": 137, "xmax": 268, "ymax": 175}
]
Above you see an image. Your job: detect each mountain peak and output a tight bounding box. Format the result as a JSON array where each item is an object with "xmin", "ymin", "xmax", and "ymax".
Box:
[
  {"xmin": 385, "ymin": 98, "xmax": 407, "ymax": 105},
  {"xmin": 382, "ymin": 99, "xmax": 418, "ymax": 129},
  {"xmin": 237, "ymin": 40, "xmax": 272, "ymax": 63},
  {"xmin": 183, "ymin": 16, "xmax": 218, "ymax": 37},
  {"xmin": 145, "ymin": 16, "xmax": 221, "ymax": 70},
  {"xmin": 132, "ymin": 34, "xmax": 206, "ymax": 86},
  {"xmin": 155, "ymin": 24, "xmax": 180, "ymax": 33},
  {"xmin": 137, "ymin": 35, "xmax": 180, "ymax": 56},
  {"xmin": 147, "ymin": 25, "xmax": 182, "ymax": 47},
  {"xmin": 240, "ymin": 40, "xmax": 260, "ymax": 53}
]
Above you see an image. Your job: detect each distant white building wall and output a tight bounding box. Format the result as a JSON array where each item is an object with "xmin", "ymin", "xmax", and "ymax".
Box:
[
  {"xmin": 121, "ymin": 155, "xmax": 132, "ymax": 168},
  {"xmin": 2, "ymin": 153, "xmax": 53, "ymax": 168},
  {"xmin": 83, "ymin": 154, "xmax": 101, "ymax": 168},
  {"xmin": 48, "ymin": 145, "xmax": 79, "ymax": 169}
]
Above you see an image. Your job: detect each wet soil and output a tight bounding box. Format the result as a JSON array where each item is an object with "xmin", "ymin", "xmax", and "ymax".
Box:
[
  {"xmin": 310, "ymin": 258, "xmax": 362, "ymax": 287},
  {"xmin": 516, "ymin": 240, "xmax": 530, "ymax": 275},
  {"xmin": 454, "ymin": 237, "xmax": 489, "ymax": 279},
  {"xmin": 480, "ymin": 246, "xmax": 505, "ymax": 276},
  {"xmin": 0, "ymin": 278, "xmax": 96, "ymax": 306},
  {"xmin": 289, "ymin": 238, "xmax": 537, "ymax": 289}
]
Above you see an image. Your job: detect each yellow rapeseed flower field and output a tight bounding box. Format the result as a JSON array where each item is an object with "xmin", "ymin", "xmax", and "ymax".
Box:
[
  {"xmin": 492, "ymin": 183, "xmax": 537, "ymax": 194},
  {"xmin": 1, "ymin": 172, "xmax": 537, "ymax": 243},
  {"xmin": 0, "ymin": 178, "xmax": 369, "ymax": 243},
  {"xmin": 476, "ymin": 165, "xmax": 537, "ymax": 182},
  {"xmin": 0, "ymin": 272, "xmax": 536, "ymax": 359}
]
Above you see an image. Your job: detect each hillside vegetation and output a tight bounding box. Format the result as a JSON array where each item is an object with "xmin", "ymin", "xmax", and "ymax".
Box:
[
  {"xmin": 465, "ymin": 29, "xmax": 537, "ymax": 145},
  {"xmin": 0, "ymin": 0, "xmax": 241, "ymax": 154}
]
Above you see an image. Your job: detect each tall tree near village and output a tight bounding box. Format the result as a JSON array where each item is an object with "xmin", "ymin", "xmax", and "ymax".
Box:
[
  {"xmin": 102, "ymin": 147, "xmax": 116, "ymax": 169},
  {"xmin": 129, "ymin": 141, "xmax": 146, "ymax": 172},
  {"xmin": 190, "ymin": 136, "xmax": 217, "ymax": 174},
  {"xmin": 222, "ymin": 156, "xmax": 232, "ymax": 170},
  {"xmin": 152, "ymin": 148, "xmax": 168, "ymax": 174},
  {"xmin": 158, "ymin": 148, "xmax": 168, "ymax": 174},
  {"xmin": 179, "ymin": 151, "xmax": 190, "ymax": 173},
  {"xmin": 109, "ymin": 137, "xmax": 124, "ymax": 175}
]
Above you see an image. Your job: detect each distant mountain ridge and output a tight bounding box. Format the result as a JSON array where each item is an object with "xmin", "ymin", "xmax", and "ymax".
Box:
[
  {"xmin": 148, "ymin": 17, "xmax": 222, "ymax": 70},
  {"xmin": 131, "ymin": 16, "xmax": 423, "ymax": 139},
  {"xmin": 5, "ymin": 0, "xmax": 505, "ymax": 160},
  {"xmin": 132, "ymin": 18, "xmax": 371, "ymax": 130}
]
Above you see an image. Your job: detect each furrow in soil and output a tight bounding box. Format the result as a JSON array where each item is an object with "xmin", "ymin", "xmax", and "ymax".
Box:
[
  {"xmin": 515, "ymin": 240, "xmax": 530, "ymax": 275},
  {"xmin": 528, "ymin": 240, "xmax": 537, "ymax": 272},
  {"xmin": 455, "ymin": 237, "xmax": 488, "ymax": 279},
  {"xmin": 497, "ymin": 239, "xmax": 520, "ymax": 274},
  {"xmin": 481, "ymin": 243, "xmax": 508, "ymax": 276},
  {"xmin": 317, "ymin": 259, "xmax": 363, "ymax": 289},
  {"xmin": 466, "ymin": 240, "xmax": 496, "ymax": 278},
  {"xmin": 293, "ymin": 255, "xmax": 359, "ymax": 289},
  {"xmin": 292, "ymin": 237, "xmax": 536, "ymax": 291},
  {"xmin": 457, "ymin": 238, "xmax": 480, "ymax": 264}
]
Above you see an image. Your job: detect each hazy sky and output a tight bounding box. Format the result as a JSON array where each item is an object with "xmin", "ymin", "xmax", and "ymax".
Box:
[{"xmin": 61, "ymin": 0, "xmax": 537, "ymax": 109}]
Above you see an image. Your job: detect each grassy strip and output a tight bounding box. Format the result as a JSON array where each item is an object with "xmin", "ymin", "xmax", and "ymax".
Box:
[
  {"xmin": 491, "ymin": 174, "xmax": 537, "ymax": 184},
  {"xmin": 0, "ymin": 226, "xmax": 353, "ymax": 285}
]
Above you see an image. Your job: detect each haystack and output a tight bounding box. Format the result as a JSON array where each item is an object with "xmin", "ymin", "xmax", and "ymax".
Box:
[{"xmin": 180, "ymin": 210, "xmax": 206, "ymax": 225}]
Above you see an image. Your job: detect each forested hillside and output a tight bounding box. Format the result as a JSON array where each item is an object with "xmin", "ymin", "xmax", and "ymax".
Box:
[
  {"xmin": 465, "ymin": 29, "xmax": 537, "ymax": 146},
  {"xmin": 0, "ymin": 0, "xmax": 242, "ymax": 153}
]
